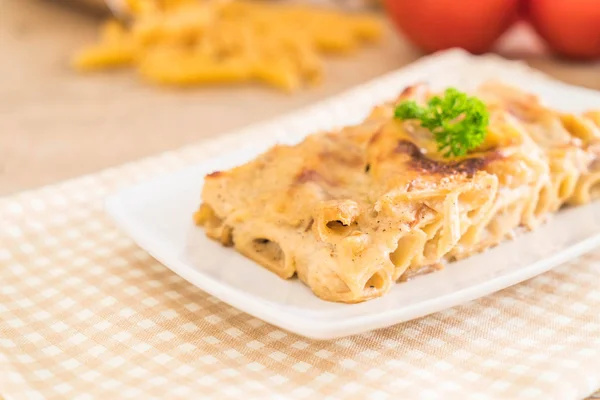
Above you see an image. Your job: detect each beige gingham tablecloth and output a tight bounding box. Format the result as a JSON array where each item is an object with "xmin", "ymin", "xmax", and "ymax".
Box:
[
  {"xmin": 4, "ymin": 49, "xmax": 600, "ymax": 398},
  {"xmin": 1, "ymin": 127, "xmax": 600, "ymax": 400}
]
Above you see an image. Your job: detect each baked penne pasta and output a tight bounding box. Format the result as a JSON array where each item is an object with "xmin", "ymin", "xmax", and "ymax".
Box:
[{"xmin": 196, "ymin": 82, "xmax": 599, "ymax": 303}]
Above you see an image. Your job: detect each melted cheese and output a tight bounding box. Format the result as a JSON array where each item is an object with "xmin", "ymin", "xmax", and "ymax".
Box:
[{"xmin": 197, "ymin": 81, "xmax": 599, "ymax": 303}]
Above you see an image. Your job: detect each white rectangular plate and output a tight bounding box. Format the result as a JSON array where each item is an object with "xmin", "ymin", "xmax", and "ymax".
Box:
[{"xmin": 106, "ymin": 50, "xmax": 600, "ymax": 339}]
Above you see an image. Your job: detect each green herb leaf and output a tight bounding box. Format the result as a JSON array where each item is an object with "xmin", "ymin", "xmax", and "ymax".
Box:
[{"xmin": 394, "ymin": 87, "xmax": 490, "ymax": 157}]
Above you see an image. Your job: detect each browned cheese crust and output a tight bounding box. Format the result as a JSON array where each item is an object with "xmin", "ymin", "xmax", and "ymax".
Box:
[{"xmin": 195, "ymin": 82, "xmax": 600, "ymax": 303}]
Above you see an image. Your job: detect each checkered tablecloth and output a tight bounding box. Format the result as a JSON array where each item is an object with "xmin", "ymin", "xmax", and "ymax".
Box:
[
  {"xmin": 3, "ymin": 49, "xmax": 600, "ymax": 398},
  {"xmin": 1, "ymin": 127, "xmax": 600, "ymax": 399}
]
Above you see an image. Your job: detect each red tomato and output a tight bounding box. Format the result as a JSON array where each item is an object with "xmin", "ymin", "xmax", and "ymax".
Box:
[
  {"xmin": 383, "ymin": 0, "xmax": 521, "ymax": 54},
  {"xmin": 524, "ymin": 0, "xmax": 600, "ymax": 59}
]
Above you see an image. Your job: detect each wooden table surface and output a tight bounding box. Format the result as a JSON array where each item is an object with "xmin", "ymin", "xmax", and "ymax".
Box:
[{"xmin": 2, "ymin": 0, "xmax": 600, "ymax": 196}]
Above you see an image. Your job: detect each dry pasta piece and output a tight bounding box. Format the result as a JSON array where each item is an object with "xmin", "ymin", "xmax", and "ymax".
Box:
[
  {"xmin": 73, "ymin": 20, "xmax": 136, "ymax": 70},
  {"xmin": 252, "ymin": 59, "xmax": 301, "ymax": 93},
  {"xmin": 351, "ymin": 15, "xmax": 384, "ymax": 41},
  {"xmin": 139, "ymin": 49, "xmax": 252, "ymax": 85},
  {"xmin": 125, "ymin": 0, "xmax": 192, "ymax": 14},
  {"xmin": 313, "ymin": 29, "xmax": 359, "ymax": 54},
  {"xmin": 100, "ymin": 20, "xmax": 129, "ymax": 43},
  {"xmin": 285, "ymin": 40, "xmax": 323, "ymax": 84},
  {"xmin": 73, "ymin": 0, "xmax": 383, "ymax": 91},
  {"xmin": 73, "ymin": 44, "xmax": 135, "ymax": 70},
  {"xmin": 124, "ymin": 0, "xmax": 157, "ymax": 14}
]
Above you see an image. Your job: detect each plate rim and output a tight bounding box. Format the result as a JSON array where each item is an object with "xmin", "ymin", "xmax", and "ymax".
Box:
[
  {"xmin": 106, "ymin": 167, "xmax": 600, "ymax": 339},
  {"xmin": 104, "ymin": 50, "xmax": 600, "ymax": 339}
]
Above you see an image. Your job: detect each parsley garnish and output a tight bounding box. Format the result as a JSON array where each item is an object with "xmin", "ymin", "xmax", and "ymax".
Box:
[{"xmin": 394, "ymin": 88, "xmax": 489, "ymax": 158}]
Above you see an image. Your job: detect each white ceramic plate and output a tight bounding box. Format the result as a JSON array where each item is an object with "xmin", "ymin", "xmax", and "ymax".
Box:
[{"xmin": 106, "ymin": 50, "xmax": 600, "ymax": 339}]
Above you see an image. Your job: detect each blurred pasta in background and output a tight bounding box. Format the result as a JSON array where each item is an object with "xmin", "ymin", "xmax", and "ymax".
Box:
[{"xmin": 73, "ymin": 0, "xmax": 383, "ymax": 91}]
